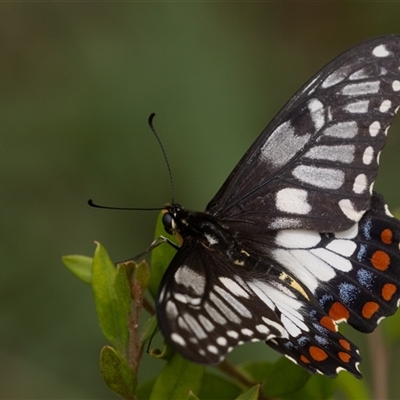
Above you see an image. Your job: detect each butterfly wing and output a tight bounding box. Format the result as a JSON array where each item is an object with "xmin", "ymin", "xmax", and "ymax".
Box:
[
  {"xmin": 206, "ymin": 35, "xmax": 400, "ymax": 233},
  {"xmin": 156, "ymin": 238, "xmax": 362, "ymax": 377},
  {"xmin": 156, "ymin": 35, "xmax": 400, "ymax": 379}
]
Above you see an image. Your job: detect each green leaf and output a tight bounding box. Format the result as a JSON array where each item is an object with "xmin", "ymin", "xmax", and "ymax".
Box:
[
  {"xmin": 187, "ymin": 391, "xmax": 200, "ymax": 400},
  {"xmin": 198, "ymin": 372, "xmax": 241, "ymax": 399},
  {"xmin": 335, "ymin": 371, "xmax": 371, "ymax": 400},
  {"xmin": 235, "ymin": 385, "xmax": 260, "ymax": 400},
  {"xmin": 114, "ymin": 264, "xmax": 132, "ymax": 317},
  {"xmin": 256, "ymin": 357, "xmax": 309, "ymax": 398},
  {"xmin": 137, "ymin": 378, "xmax": 156, "ymax": 400},
  {"xmin": 92, "ymin": 242, "xmax": 129, "ymax": 352},
  {"xmin": 135, "ymin": 259, "xmax": 151, "ymax": 290},
  {"xmin": 282, "ymin": 374, "xmax": 336, "ymax": 400},
  {"xmin": 62, "ymin": 255, "xmax": 92, "ymax": 284},
  {"xmin": 100, "ymin": 345, "xmax": 136, "ymax": 399},
  {"xmin": 149, "ymin": 212, "xmax": 179, "ymax": 299},
  {"xmin": 266, "ymin": 358, "xmax": 309, "ymax": 397},
  {"xmin": 149, "ymin": 353, "xmax": 204, "ymax": 400}
]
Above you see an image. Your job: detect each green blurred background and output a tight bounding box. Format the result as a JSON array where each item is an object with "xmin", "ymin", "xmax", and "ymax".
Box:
[{"xmin": 3, "ymin": 3, "xmax": 400, "ymax": 399}]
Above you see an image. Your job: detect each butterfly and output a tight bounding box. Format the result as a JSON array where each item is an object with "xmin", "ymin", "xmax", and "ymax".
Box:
[{"xmin": 155, "ymin": 35, "xmax": 400, "ymax": 378}]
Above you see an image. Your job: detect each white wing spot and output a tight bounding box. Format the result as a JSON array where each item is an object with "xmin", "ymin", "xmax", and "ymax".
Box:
[
  {"xmin": 209, "ymin": 292, "xmax": 242, "ymax": 323},
  {"xmin": 393, "ymin": 80, "xmax": 400, "ymax": 91},
  {"xmin": 321, "ymin": 66, "xmax": 348, "ymax": 88},
  {"xmin": 369, "ymin": 121, "xmax": 381, "ymax": 136},
  {"xmin": 334, "ymin": 224, "xmax": 358, "ymax": 239},
  {"xmin": 219, "ymin": 277, "xmax": 249, "ymax": 298},
  {"xmin": 216, "ymin": 337, "xmax": 228, "ymax": 346},
  {"xmin": 308, "ymin": 98, "xmax": 325, "ymax": 130},
  {"xmin": 280, "ymin": 314, "xmax": 302, "ymax": 338},
  {"xmin": 276, "ymin": 188, "xmax": 311, "ymax": 215},
  {"xmin": 379, "ymin": 100, "xmax": 392, "ymax": 112},
  {"xmin": 353, "ymin": 174, "xmax": 368, "ymax": 194},
  {"xmin": 205, "ymin": 302, "xmax": 227, "ymax": 324},
  {"xmin": 275, "ymin": 230, "xmax": 321, "ymax": 249},
  {"xmin": 174, "ymin": 293, "xmax": 188, "ymax": 304},
  {"xmin": 166, "ymin": 300, "xmax": 179, "ymax": 318},
  {"xmin": 262, "ymin": 316, "xmax": 288, "ymax": 338},
  {"xmin": 204, "ymin": 233, "xmax": 218, "ymax": 245},
  {"xmin": 260, "ymin": 121, "xmax": 311, "ymax": 167},
  {"xmin": 363, "ymin": 146, "xmax": 374, "ymax": 164},
  {"xmin": 385, "ymin": 204, "xmax": 394, "ymax": 217},
  {"xmin": 304, "ymin": 144, "xmax": 355, "ymax": 164},
  {"xmin": 326, "ymin": 239, "xmax": 357, "ymax": 257},
  {"xmin": 349, "ymin": 68, "xmax": 369, "ymax": 80},
  {"xmin": 372, "ymin": 44, "xmax": 390, "ymax": 57},
  {"xmin": 311, "ymin": 248, "xmax": 352, "ymax": 273},
  {"xmin": 338, "ymin": 199, "xmax": 366, "ymax": 222},
  {"xmin": 344, "ymin": 100, "xmax": 369, "ymax": 113},
  {"xmin": 207, "ymin": 345, "xmax": 219, "ymax": 354},
  {"xmin": 292, "ymin": 165, "xmax": 345, "ymax": 189},
  {"xmin": 199, "ymin": 315, "xmax": 215, "ymax": 332},
  {"xmin": 256, "ymin": 324, "xmax": 270, "ymax": 334},
  {"xmin": 323, "ymin": 121, "xmax": 358, "ymax": 138},
  {"xmin": 174, "ymin": 265, "xmax": 206, "ymax": 295},
  {"xmin": 377, "ymin": 150, "xmax": 381, "ymax": 165},
  {"xmin": 171, "ymin": 333, "xmax": 186, "ymax": 346},
  {"xmin": 241, "ymin": 328, "xmax": 253, "ymax": 336},
  {"xmin": 269, "ymin": 217, "xmax": 303, "ymax": 230},
  {"xmin": 184, "ymin": 313, "xmax": 207, "ymax": 339},
  {"xmin": 369, "ymin": 182, "xmax": 374, "ymax": 195},
  {"xmin": 227, "ymin": 330, "xmax": 239, "ymax": 339},
  {"xmin": 340, "ymin": 81, "xmax": 380, "ymax": 96},
  {"xmin": 214, "ymin": 286, "xmax": 252, "ymax": 318}
]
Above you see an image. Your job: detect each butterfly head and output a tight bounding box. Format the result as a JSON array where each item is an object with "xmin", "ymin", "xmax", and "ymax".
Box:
[{"xmin": 162, "ymin": 203, "xmax": 188, "ymax": 236}]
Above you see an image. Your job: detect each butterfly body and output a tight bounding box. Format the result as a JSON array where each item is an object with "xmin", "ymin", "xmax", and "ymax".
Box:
[{"xmin": 155, "ymin": 35, "xmax": 400, "ymax": 378}]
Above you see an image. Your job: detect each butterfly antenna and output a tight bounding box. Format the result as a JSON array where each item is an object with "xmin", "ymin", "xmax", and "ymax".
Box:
[
  {"xmin": 87, "ymin": 199, "xmax": 163, "ymax": 211},
  {"xmin": 148, "ymin": 113, "xmax": 175, "ymax": 204}
]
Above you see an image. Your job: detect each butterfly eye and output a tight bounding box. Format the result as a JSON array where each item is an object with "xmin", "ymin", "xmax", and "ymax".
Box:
[{"xmin": 162, "ymin": 212, "xmax": 175, "ymax": 235}]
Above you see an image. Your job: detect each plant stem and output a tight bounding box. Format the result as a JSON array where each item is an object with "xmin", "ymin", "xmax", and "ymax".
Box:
[{"xmin": 368, "ymin": 327, "xmax": 387, "ymax": 400}]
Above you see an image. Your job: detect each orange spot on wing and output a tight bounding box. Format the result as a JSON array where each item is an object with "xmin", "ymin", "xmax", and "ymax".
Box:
[
  {"xmin": 362, "ymin": 302, "xmax": 380, "ymax": 319},
  {"xmin": 300, "ymin": 355, "xmax": 310, "ymax": 364},
  {"xmin": 382, "ymin": 283, "xmax": 397, "ymax": 301},
  {"xmin": 339, "ymin": 339, "xmax": 351, "ymax": 351},
  {"xmin": 309, "ymin": 346, "xmax": 328, "ymax": 362},
  {"xmin": 338, "ymin": 352, "xmax": 351, "ymax": 363},
  {"xmin": 320, "ymin": 316, "xmax": 337, "ymax": 332},
  {"xmin": 381, "ymin": 228, "xmax": 393, "ymax": 244},
  {"xmin": 328, "ymin": 302, "xmax": 350, "ymax": 322},
  {"xmin": 371, "ymin": 250, "xmax": 390, "ymax": 271}
]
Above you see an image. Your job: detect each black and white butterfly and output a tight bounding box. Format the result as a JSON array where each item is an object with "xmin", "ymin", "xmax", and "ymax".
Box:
[{"xmin": 156, "ymin": 35, "xmax": 400, "ymax": 378}]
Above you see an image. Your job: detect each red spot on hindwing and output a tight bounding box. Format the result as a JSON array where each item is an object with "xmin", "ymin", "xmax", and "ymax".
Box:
[
  {"xmin": 320, "ymin": 316, "xmax": 337, "ymax": 332},
  {"xmin": 381, "ymin": 228, "xmax": 393, "ymax": 244},
  {"xmin": 300, "ymin": 355, "xmax": 310, "ymax": 364},
  {"xmin": 328, "ymin": 302, "xmax": 350, "ymax": 322},
  {"xmin": 371, "ymin": 250, "xmax": 390, "ymax": 271},
  {"xmin": 362, "ymin": 302, "xmax": 380, "ymax": 319},
  {"xmin": 339, "ymin": 339, "xmax": 351, "ymax": 351},
  {"xmin": 309, "ymin": 346, "xmax": 328, "ymax": 362},
  {"xmin": 382, "ymin": 283, "xmax": 397, "ymax": 301},
  {"xmin": 338, "ymin": 352, "xmax": 351, "ymax": 363}
]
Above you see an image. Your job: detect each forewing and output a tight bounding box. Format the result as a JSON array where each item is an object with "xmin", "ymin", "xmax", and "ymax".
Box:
[{"xmin": 207, "ymin": 35, "xmax": 400, "ymax": 232}]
